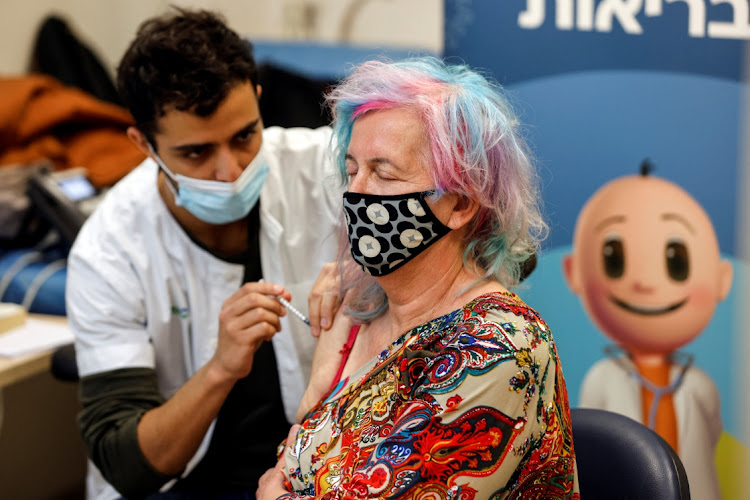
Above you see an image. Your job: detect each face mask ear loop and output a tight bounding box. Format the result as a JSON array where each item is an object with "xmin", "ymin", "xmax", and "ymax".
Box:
[
  {"xmin": 423, "ymin": 189, "xmax": 440, "ymax": 202},
  {"xmin": 147, "ymin": 143, "xmax": 180, "ymax": 198}
]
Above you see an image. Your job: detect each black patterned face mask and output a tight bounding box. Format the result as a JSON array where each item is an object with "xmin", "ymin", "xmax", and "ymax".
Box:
[{"xmin": 343, "ymin": 190, "xmax": 452, "ymax": 277}]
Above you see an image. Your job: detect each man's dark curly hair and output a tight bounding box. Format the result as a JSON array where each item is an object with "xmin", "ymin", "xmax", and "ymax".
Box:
[{"xmin": 116, "ymin": 7, "xmax": 259, "ymax": 145}]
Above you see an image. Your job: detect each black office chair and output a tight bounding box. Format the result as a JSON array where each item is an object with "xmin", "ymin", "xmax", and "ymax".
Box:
[
  {"xmin": 50, "ymin": 342, "xmax": 79, "ymax": 382},
  {"xmin": 571, "ymin": 408, "xmax": 690, "ymax": 499}
]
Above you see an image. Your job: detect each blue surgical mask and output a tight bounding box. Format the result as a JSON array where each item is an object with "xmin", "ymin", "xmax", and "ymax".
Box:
[{"xmin": 149, "ymin": 144, "xmax": 269, "ymax": 224}]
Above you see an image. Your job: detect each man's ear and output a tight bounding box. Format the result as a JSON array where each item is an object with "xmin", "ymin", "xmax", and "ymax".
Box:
[
  {"xmin": 256, "ymin": 84, "xmax": 263, "ymax": 99},
  {"xmin": 562, "ymin": 254, "xmax": 581, "ymax": 295},
  {"xmin": 445, "ymin": 193, "xmax": 480, "ymax": 230},
  {"xmin": 127, "ymin": 127, "xmax": 152, "ymax": 156}
]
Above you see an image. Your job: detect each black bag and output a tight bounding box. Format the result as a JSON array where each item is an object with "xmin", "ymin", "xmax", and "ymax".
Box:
[
  {"xmin": 29, "ymin": 14, "xmax": 122, "ymax": 106},
  {"xmin": 257, "ymin": 62, "xmax": 333, "ymax": 129}
]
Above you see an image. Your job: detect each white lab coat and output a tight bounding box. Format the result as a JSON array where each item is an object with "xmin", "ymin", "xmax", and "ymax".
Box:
[
  {"xmin": 580, "ymin": 355, "xmax": 722, "ymax": 500},
  {"xmin": 66, "ymin": 126, "xmax": 343, "ymax": 500}
]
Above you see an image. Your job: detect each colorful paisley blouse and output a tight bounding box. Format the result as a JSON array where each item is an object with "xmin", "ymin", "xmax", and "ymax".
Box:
[{"xmin": 282, "ymin": 292, "xmax": 580, "ymax": 499}]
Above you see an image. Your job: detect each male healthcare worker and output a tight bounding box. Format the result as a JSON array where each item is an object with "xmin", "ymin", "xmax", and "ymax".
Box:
[{"xmin": 65, "ymin": 8, "xmax": 341, "ymax": 499}]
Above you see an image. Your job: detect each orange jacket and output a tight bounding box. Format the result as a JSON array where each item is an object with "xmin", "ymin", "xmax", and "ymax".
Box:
[{"xmin": 0, "ymin": 73, "xmax": 145, "ymax": 187}]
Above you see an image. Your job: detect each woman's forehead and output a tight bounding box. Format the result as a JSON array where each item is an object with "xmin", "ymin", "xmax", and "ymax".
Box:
[{"xmin": 350, "ymin": 109, "xmax": 427, "ymax": 157}]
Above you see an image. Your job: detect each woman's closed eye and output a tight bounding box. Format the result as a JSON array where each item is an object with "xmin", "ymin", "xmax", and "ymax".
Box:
[
  {"xmin": 345, "ymin": 158, "xmax": 359, "ymax": 179},
  {"xmin": 374, "ymin": 168, "xmax": 398, "ymax": 181}
]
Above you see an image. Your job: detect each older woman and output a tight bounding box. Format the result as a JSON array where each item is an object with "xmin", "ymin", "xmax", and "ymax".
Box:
[{"xmin": 258, "ymin": 56, "xmax": 579, "ymax": 499}]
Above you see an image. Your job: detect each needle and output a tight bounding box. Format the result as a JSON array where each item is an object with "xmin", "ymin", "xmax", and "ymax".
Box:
[
  {"xmin": 277, "ymin": 295, "xmax": 311, "ymax": 326},
  {"xmin": 259, "ymin": 279, "xmax": 310, "ymax": 326}
]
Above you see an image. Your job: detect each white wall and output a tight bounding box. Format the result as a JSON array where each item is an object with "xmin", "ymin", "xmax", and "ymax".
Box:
[{"xmin": 0, "ymin": 0, "xmax": 443, "ymax": 77}]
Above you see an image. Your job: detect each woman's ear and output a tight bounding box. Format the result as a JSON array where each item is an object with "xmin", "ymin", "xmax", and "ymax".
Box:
[{"xmin": 445, "ymin": 193, "xmax": 480, "ymax": 230}]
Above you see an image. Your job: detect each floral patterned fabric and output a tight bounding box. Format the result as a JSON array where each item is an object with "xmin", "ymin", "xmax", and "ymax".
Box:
[{"xmin": 281, "ymin": 292, "xmax": 580, "ymax": 499}]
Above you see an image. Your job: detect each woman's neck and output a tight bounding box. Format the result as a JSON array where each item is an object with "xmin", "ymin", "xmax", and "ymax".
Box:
[{"xmin": 375, "ymin": 237, "xmax": 505, "ymax": 341}]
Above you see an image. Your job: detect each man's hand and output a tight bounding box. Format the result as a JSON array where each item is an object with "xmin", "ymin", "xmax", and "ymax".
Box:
[
  {"xmin": 137, "ymin": 280, "xmax": 291, "ymax": 477},
  {"xmin": 210, "ymin": 281, "xmax": 291, "ymax": 383},
  {"xmin": 308, "ymin": 262, "xmax": 343, "ymax": 338}
]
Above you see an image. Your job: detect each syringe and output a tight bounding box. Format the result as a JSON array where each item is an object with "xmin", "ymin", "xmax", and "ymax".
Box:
[
  {"xmin": 277, "ymin": 295, "xmax": 310, "ymax": 326},
  {"xmin": 258, "ymin": 279, "xmax": 310, "ymax": 326}
]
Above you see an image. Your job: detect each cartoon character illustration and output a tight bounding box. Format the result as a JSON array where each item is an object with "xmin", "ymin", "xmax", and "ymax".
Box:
[{"xmin": 563, "ymin": 162, "xmax": 733, "ymax": 500}]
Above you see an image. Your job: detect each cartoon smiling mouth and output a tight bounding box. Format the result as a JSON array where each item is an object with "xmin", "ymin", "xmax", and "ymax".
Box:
[{"xmin": 610, "ymin": 296, "xmax": 688, "ymax": 315}]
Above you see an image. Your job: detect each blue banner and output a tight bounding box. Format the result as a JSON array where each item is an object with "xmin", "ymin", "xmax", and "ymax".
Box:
[{"xmin": 444, "ymin": 2, "xmax": 748, "ymax": 496}]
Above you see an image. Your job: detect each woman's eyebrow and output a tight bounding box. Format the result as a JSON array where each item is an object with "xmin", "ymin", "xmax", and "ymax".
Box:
[{"xmin": 368, "ymin": 157, "xmax": 406, "ymax": 174}]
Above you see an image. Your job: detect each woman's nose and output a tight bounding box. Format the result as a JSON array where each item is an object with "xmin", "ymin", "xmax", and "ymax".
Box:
[{"xmin": 348, "ymin": 172, "xmax": 366, "ymax": 193}]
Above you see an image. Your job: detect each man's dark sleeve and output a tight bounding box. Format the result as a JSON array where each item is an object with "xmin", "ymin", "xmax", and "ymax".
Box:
[{"xmin": 78, "ymin": 367, "xmax": 177, "ymax": 498}]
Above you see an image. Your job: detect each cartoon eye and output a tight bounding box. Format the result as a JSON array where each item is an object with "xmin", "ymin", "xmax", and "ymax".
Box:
[
  {"xmin": 665, "ymin": 240, "xmax": 689, "ymax": 281},
  {"xmin": 602, "ymin": 236, "xmax": 624, "ymax": 278}
]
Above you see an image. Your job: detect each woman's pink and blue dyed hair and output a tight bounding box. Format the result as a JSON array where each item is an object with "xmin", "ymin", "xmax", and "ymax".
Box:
[{"xmin": 327, "ymin": 57, "xmax": 547, "ymax": 318}]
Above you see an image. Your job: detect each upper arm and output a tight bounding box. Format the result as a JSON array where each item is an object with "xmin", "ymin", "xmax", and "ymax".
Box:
[
  {"xmin": 296, "ymin": 313, "xmax": 354, "ymax": 422},
  {"xmin": 401, "ymin": 330, "xmax": 562, "ymax": 492},
  {"xmin": 66, "ymin": 232, "xmax": 153, "ymax": 377}
]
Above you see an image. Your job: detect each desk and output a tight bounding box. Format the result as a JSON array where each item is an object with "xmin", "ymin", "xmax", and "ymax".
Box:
[
  {"xmin": 0, "ymin": 313, "xmax": 67, "ymax": 389},
  {"xmin": 0, "ymin": 346, "xmax": 54, "ymax": 388},
  {"xmin": 0, "ymin": 314, "xmax": 86, "ymax": 499}
]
